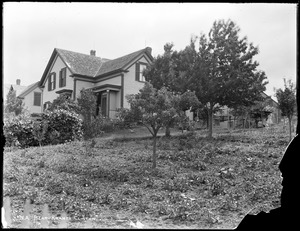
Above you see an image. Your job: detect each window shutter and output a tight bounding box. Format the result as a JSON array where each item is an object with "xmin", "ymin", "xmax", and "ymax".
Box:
[
  {"xmin": 53, "ymin": 73, "xmax": 56, "ymax": 90},
  {"xmin": 135, "ymin": 63, "xmax": 140, "ymax": 81},
  {"xmin": 59, "ymin": 70, "xmax": 62, "ymax": 88},
  {"xmin": 63, "ymin": 68, "xmax": 66, "ymax": 87}
]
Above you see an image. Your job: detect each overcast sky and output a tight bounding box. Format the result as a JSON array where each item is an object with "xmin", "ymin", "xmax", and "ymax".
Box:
[{"xmin": 3, "ymin": 2, "xmax": 297, "ymax": 98}]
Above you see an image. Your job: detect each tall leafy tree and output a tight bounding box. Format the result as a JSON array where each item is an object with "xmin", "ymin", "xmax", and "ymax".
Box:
[
  {"xmin": 5, "ymin": 86, "xmax": 24, "ymax": 116},
  {"xmin": 144, "ymin": 43, "xmax": 179, "ymax": 91},
  {"xmin": 144, "ymin": 42, "xmax": 200, "ymax": 136},
  {"xmin": 275, "ymin": 79, "xmax": 296, "ymax": 141},
  {"xmin": 187, "ymin": 19, "xmax": 268, "ymax": 137}
]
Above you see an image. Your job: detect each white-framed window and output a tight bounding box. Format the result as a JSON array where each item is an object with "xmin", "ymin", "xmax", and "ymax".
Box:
[
  {"xmin": 48, "ymin": 72, "xmax": 56, "ymax": 91},
  {"xmin": 135, "ymin": 63, "xmax": 147, "ymax": 82},
  {"xmin": 33, "ymin": 92, "xmax": 41, "ymax": 106},
  {"xmin": 59, "ymin": 68, "xmax": 67, "ymax": 88}
]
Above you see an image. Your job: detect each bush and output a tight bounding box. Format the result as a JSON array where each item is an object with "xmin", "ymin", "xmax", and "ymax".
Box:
[
  {"xmin": 3, "ymin": 113, "xmax": 38, "ymax": 148},
  {"xmin": 4, "ymin": 110, "xmax": 83, "ymax": 148},
  {"xmin": 42, "ymin": 109, "xmax": 83, "ymax": 145}
]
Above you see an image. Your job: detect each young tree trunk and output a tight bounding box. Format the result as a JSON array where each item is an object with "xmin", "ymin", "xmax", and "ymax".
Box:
[
  {"xmin": 152, "ymin": 135, "xmax": 157, "ymax": 169},
  {"xmin": 288, "ymin": 116, "xmax": 292, "ymax": 141},
  {"xmin": 208, "ymin": 108, "xmax": 213, "ymax": 138},
  {"xmin": 165, "ymin": 125, "xmax": 171, "ymax": 137}
]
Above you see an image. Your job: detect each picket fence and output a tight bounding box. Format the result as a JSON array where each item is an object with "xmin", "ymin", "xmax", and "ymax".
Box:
[{"xmin": 2, "ymin": 196, "xmax": 93, "ymax": 228}]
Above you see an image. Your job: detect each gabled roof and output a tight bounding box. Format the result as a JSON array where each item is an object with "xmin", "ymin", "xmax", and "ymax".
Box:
[
  {"xmin": 56, "ymin": 48, "xmax": 105, "ymax": 77},
  {"xmin": 39, "ymin": 47, "xmax": 153, "ymax": 86},
  {"xmin": 261, "ymin": 91, "xmax": 279, "ymax": 106},
  {"xmin": 95, "ymin": 47, "xmax": 153, "ymax": 77},
  {"xmin": 18, "ymin": 81, "xmax": 40, "ymax": 99}
]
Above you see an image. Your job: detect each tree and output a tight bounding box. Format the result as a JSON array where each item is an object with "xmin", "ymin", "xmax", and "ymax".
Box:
[
  {"xmin": 144, "ymin": 43, "xmax": 200, "ymax": 136},
  {"xmin": 126, "ymin": 83, "xmax": 178, "ymax": 169},
  {"xmin": 76, "ymin": 88, "xmax": 104, "ymax": 154},
  {"xmin": 5, "ymin": 86, "xmax": 24, "ymax": 116},
  {"xmin": 77, "ymin": 88, "xmax": 97, "ymax": 123},
  {"xmin": 186, "ymin": 19, "xmax": 268, "ymax": 137},
  {"xmin": 144, "ymin": 43, "xmax": 180, "ymax": 91},
  {"xmin": 275, "ymin": 79, "xmax": 296, "ymax": 141},
  {"xmin": 171, "ymin": 90, "xmax": 200, "ymax": 134}
]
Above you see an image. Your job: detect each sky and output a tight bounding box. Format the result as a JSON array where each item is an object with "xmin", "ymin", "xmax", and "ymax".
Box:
[{"xmin": 3, "ymin": 2, "xmax": 297, "ymax": 99}]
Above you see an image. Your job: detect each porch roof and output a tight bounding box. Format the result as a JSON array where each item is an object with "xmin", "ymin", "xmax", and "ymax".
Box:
[
  {"xmin": 90, "ymin": 84, "xmax": 121, "ymax": 92},
  {"xmin": 55, "ymin": 89, "xmax": 73, "ymax": 94}
]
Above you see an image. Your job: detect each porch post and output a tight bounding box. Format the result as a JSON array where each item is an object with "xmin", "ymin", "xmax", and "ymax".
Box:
[
  {"xmin": 121, "ymin": 74, "xmax": 124, "ymax": 108},
  {"xmin": 107, "ymin": 90, "xmax": 110, "ymax": 118}
]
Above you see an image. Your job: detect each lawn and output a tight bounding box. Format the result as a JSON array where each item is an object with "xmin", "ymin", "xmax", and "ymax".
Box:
[{"xmin": 3, "ymin": 124, "xmax": 292, "ymax": 229}]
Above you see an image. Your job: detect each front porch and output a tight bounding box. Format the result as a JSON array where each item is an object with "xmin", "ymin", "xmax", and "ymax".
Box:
[{"xmin": 92, "ymin": 84, "xmax": 122, "ymax": 119}]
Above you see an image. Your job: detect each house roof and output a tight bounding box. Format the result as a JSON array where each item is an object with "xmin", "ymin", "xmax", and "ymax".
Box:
[
  {"xmin": 39, "ymin": 47, "xmax": 153, "ymax": 86},
  {"xmin": 261, "ymin": 91, "xmax": 279, "ymax": 106},
  {"xmin": 95, "ymin": 47, "xmax": 153, "ymax": 77},
  {"xmin": 56, "ymin": 48, "xmax": 105, "ymax": 77},
  {"xmin": 17, "ymin": 81, "xmax": 40, "ymax": 99}
]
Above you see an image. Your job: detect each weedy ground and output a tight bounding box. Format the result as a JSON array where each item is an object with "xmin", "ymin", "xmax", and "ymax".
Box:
[{"xmin": 3, "ymin": 124, "xmax": 293, "ymax": 228}]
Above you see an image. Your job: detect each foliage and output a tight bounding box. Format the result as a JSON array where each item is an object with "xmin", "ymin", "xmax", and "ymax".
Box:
[
  {"xmin": 3, "ymin": 113, "xmax": 38, "ymax": 148},
  {"xmin": 82, "ymin": 115, "xmax": 105, "ymax": 140},
  {"xmin": 145, "ymin": 19, "xmax": 268, "ymax": 138},
  {"xmin": 4, "ymin": 86, "xmax": 24, "ymax": 116},
  {"xmin": 47, "ymin": 94, "xmax": 80, "ymax": 113},
  {"xmin": 275, "ymin": 79, "xmax": 296, "ymax": 140},
  {"xmin": 32, "ymin": 121, "xmax": 49, "ymax": 147},
  {"xmin": 42, "ymin": 109, "xmax": 83, "ymax": 145},
  {"xmin": 144, "ymin": 43, "xmax": 185, "ymax": 93},
  {"xmin": 190, "ymin": 20, "xmax": 268, "ymax": 137},
  {"xmin": 3, "ymin": 126, "xmax": 287, "ymax": 228},
  {"xmin": 115, "ymin": 108, "xmax": 137, "ymax": 129},
  {"xmin": 77, "ymin": 88, "xmax": 97, "ymax": 122},
  {"xmin": 126, "ymin": 82, "xmax": 179, "ymax": 168}
]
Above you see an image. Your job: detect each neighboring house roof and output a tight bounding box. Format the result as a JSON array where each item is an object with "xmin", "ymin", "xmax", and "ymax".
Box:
[
  {"xmin": 261, "ymin": 91, "xmax": 279, "ymax": 107},
  {"xmin": 39, "ymin": 47, "xmax": 153, "ymax": 87},
  {"xmin": 3, "ymin": 83, "xmax": 27, "ymax": 100},
  {"xmin": 17, "ymin": 81, "xmax": 40, "ymax": 99}
]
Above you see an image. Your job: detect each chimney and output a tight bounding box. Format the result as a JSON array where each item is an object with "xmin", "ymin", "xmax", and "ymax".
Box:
[
  {"xmin": 16, "ymin": 79, "xmax": 21, "ymax": 85},
  {"xmin": 90, "ymin": 50, "xmax": 96, "ymax": 56},
  {"xmin": 145, "ymin": 47, "xmax": 152, "ymax": 55}
]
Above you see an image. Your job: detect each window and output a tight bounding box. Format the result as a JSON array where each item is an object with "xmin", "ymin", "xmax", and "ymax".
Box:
[
  {"xmin": 59, "ymin": 68, "xmax": 67, "ymax": 88},
  {"xmin": 135, "ymin": 63, "xmax": 147, "ymax": 82},
  {"xmin": 48, "ymin": 72, "xmax": 56, "ymax": 91},
  {"xmin": 43, "ymin": 101, "xmax": 51, "ymax": 111},
  {"xmin": 33, "ymin": 92, "xmax": 41, "ymax": 106}
]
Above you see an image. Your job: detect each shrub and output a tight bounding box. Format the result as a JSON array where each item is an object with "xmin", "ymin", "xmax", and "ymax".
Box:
[
  {"xmin": 3, "ymin": 113, "xmax": 38, "ymax": 148},
  {"xmin": 32, "ymin": 121, "xmax": 48, "ymax": 147},
  {"xmin": 42, "ymin": 109, "xmax": 83, "ymax": 145},
  {"xmin": 115, "ymin": 108, "xmax": 133, "ymax": 129}
]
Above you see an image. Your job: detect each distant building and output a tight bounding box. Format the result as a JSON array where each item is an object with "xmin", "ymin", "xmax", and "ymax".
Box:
[
  {"xmin": 214, "ymin": 92, "xmax": 281, "ymax": 129},
  {"xmin": 3, "ymin": 79, "xmax": 27, "ymax": 103},
  {"xmin": 17, "ymin": 81, "xmax": 43, "ymax": 114}
]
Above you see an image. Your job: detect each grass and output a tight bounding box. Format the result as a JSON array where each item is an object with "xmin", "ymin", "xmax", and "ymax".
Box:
[{"xmin": 3, "ymin": 124, "xmax": 294, "ymax": 228}]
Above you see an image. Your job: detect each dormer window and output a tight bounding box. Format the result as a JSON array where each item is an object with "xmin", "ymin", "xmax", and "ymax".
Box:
[{"xmin": 135, "ymin": 63, "xmax": 147, "ymax": 82}]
